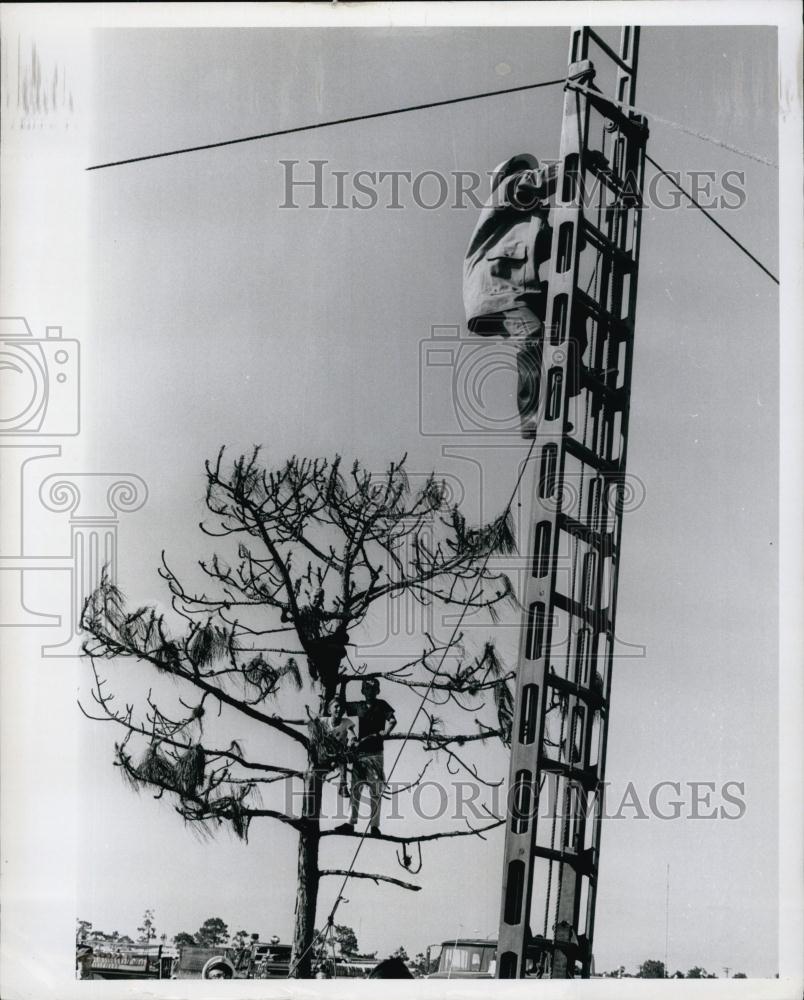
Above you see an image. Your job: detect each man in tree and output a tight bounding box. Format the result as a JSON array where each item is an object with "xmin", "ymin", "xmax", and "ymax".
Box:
[
  {"xmin": 335, "ymin": 677, "xmax": 396, "ymax": 836},
  {"xmin": 305, "ymin": 696, "xmax": 357, "ymax": 817},
  {"xmin": 319, "ymin": 697, "xmax": 355, "ymax": 799},
  {"xmin": 298, "ymin": 614, "xmax": 350, "ymax": 712}
]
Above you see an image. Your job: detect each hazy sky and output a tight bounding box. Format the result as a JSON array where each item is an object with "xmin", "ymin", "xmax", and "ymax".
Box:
[{"xmin": 2, "ymin": 13, "xmax": 787, "ymax": 984}]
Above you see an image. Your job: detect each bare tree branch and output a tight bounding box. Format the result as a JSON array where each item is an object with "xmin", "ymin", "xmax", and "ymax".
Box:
[
  {"xmin": 319, "ymin": 869, "xmax": 421, "ymax": 892},
  {"xmin": 320, "ymin": 816, "xmax": 505, "ymax": 844}
]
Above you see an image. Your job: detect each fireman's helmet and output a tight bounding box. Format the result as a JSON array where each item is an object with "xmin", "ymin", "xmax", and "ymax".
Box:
[{"xmin": 491, "ymin": 153, "xmax": 540, "ymax": 192}]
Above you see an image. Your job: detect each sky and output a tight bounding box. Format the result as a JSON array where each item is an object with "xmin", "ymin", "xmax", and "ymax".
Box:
[{"xmin": 0, "ymin": 7, "xmax": 798, "ymax": 991}]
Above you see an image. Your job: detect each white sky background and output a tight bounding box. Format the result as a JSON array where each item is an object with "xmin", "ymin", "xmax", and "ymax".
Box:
[{"xmin": 1, "ymin": 4, "xmax": 801, "ymax": 996}]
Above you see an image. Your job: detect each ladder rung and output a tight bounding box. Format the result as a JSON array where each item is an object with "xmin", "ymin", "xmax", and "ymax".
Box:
[
  {"xmin": 576, "ymin": 934, "xmax": 593, "ymax": 963},
  {"xmin": 553, "ymin": 589, "xmax": 611, "ymax": 632},
  {"xmin": 557, "ymin": 512, "xmax": 616, "ymax": 555},
  {"xmin": 569, "ymin": 80, "xmax": 648, "ymax": 138},
  {"xmin": 539, "ymin": 754, "xmax": 600, "ymax": 792},
  {"xmin": 587, "ymin": 172, "xmax": 638, "ymax": 209},
  {"xmin": 519, "ymin": 931, "xmax": 592, "ymax": 962},
  {"xmin": 583, "ymin": 156, "xmax": 633, "ymax": 201},
  {"xmin": 582, "ymin": 218, "xmax": 635, "ymax": 272},
  {"xmin": 575, "ymin": 288, "xmax": 632, "ymax": 339},
  {"xmin": 579, "ymin": 370, "xmax": 627, "ymax": 408},
  {"xmin": 564, "ymin": 437, "xmax": 621, "ymax": 476},
  {"xmin": 546, "ymin": 670, "xmax": 607, "ymax": 712},
  {"xmin": 586, "ymin": 28, "xmax": 634, "ymax": 75},
  {"xmin": 532, "ymin": 844, "xmax": 597, "ymax": 877}
]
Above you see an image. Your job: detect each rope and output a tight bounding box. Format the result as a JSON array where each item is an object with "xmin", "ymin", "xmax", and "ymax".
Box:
[
  {"xmin": 544, "ymin": 698, "xmax": 568, "ymax": 936},
  {"xmin": 287, "ymin": 922, "xmax": 329, "ymax": 979},
  {"xmin": 566, "ymin": 79, "xmax": 778, "ymax": 168},
  {"xmin": 565, "ymin": 80, "xmax": 778, "ymax": 285},
  {"xmin": 327, "ymin": 918, "xmax": 338, "ymax": 978},
  {"xmin": 644, "ymin": 153, "xmax": 779, "ymax": 285},
  {"xmin": 86, "ymin": 77, "xmax": 565, "ymax": 171}
]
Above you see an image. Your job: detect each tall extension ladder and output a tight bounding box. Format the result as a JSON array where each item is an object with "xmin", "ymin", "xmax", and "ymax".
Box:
[{"xmin": 496, "ymin": 26, "xmax": 648, "ymax": 979}]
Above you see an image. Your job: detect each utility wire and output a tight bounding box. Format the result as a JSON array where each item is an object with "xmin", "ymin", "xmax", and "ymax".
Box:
[
  {"xmin": 288, "ymin": 433, "xmax": 539, "ymax": 978},
  {"xmin": 86, "ymin": 77, "xmax": 566, "ymax": 171},
  {"xmin": 88, "ymin": 76, "xmax": 777, "ymax": 174},
  {"xmin": 645, "ymin": 153, "xmax": 779, "ymax": 285}
]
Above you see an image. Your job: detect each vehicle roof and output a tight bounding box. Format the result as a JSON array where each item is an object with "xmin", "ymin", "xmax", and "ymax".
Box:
[{"xmin": 440, "ymin": 939, "xmax": 497, "ymax": 948}]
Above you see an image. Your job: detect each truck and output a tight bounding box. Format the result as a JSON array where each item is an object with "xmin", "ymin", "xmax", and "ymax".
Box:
[
  {"xmin": 172, "ymin": 941, "xmax": 374, "ymax": 979},
  {"xmin": 426, "ymin": 937, "xmax": 565, "ymax": 979},
  {"xmin": 425, "ymin": 938, "xmax": 499, "ymax": 979},
  {"xmin": 82, "ymin": 944, "xmax": 175, "ymax": 980}
]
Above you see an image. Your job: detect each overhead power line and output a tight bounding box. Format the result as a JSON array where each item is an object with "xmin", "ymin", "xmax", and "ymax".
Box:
[
  {"xmin": 88, "ymin": 76, "xmax": 777, "ymax": 174},
  {"xmin": 646, "ymin": 153, "xmax": 779, "ymax": 285},
  {"xmin": 86, "ymin": 77, "xmax": 566, "ymax": 171}
]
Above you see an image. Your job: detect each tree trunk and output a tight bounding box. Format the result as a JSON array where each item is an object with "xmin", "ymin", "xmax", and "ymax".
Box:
[{"xmin": 289, "ymin": 772, "xmax": 322, "ymax": 979}]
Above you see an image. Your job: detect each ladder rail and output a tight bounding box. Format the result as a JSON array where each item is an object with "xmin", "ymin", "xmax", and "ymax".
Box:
[
  {"xmin": 496, "ymin": 25, "xmax": 647, "ymax": 979},
  {"xmin": 496, "ymin": 34, "xmax": 595, "ymax": 978},
  {"xmin": 582, "ymin": 93, "xmax": 648, "ymax": 976},
  {"xmin": 575, "ymin": 32, "xmax": 645, "ymax": 974}
]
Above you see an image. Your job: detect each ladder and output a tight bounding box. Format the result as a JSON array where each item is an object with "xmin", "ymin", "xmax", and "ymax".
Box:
[{"xmin": 496, "ymin": 26, "xmax": 648, "ymax": 979}]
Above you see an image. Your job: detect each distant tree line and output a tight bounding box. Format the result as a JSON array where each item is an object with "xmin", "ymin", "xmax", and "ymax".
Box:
[
  {"xmin": 79, "ymin": 910, "xmax": 448, "ymax": 980},
  {"xmin": 84, "ymin": 919, "xmax": 753, "ymax": 980},
  {"xmin": 77, "ymin": 913, "xmax": 264, "ymax": 951},
  {"xmin": 601, "ymin": 959, "xmax": 747, "ymax": 979}
]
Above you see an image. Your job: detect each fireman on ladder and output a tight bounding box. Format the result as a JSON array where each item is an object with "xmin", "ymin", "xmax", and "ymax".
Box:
[{"xmin": 463, "ymin": 153, "xmax": 595, "ymax": 438}]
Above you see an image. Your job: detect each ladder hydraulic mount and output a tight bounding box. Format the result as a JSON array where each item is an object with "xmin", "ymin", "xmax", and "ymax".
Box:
[{"xmin": 496, "ymin": 26, "xmax": 648, "ymax": 979}]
